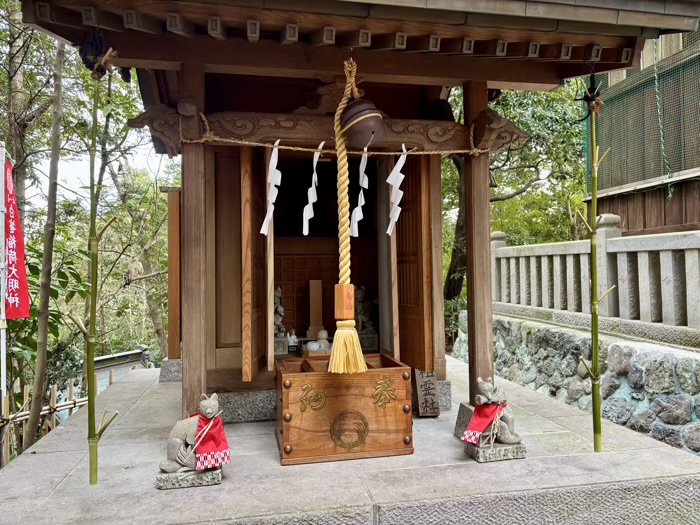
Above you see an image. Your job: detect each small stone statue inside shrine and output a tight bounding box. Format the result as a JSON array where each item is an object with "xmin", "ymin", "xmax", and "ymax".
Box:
[
  {"xmin": 355, "ymin": 285, "xmax": 376, "ymax": 334},
  {"xmin": 316, "ymin": 329, "xmax": 330, "ymax": 350},
  {"xmin": 157, "ymin": 393, "xmax": 231, "ymax": 489},
  {"xmin": 274, "ymin": 286, "xmax": 285, "ymax": 337},
  {"xmin": 462, "ymin": 377, "xmax": 522, "ymax": 446}
]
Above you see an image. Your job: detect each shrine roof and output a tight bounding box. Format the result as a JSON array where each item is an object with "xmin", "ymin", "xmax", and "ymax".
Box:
[
  {"xmin": 336, "ymin": 0, "xmax": 700, "ymax": 32},
  {"xmin": 23, "ymin": 0, "xmax": 700, "ymax": 91}
]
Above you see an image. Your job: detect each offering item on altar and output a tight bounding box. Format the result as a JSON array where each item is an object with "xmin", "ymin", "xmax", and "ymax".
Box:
[
  {"xmin": 307, "ymin": 280, "xmax": 324, "ymax": 339},
  {"xmin": 316, "ymin": 329, "xmax": 330, "ymax": 349}
]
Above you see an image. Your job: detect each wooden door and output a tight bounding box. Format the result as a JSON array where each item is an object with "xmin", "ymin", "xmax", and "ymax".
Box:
[
  {"xmin": 241, "ymin": 146, "xmax": 268, "ymax": 381},
  {"xmin": 395, "ymin": 156, "xmax": 434, "ymax": 371},
  {"xmin": 213, "ymin": 151, "xmax": 242, "ymax": 369}
]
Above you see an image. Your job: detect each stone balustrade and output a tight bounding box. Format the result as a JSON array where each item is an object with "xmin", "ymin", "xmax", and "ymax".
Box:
[{"xmin": 492, "ymin": 214, "xmax": 700, "ymax": 332}]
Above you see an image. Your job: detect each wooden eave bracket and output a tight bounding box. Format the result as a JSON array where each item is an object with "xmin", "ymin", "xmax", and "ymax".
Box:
[
  {"xmin": 127, "ymin": 105, "xmax": 181, "ymax": 158},
  {"xmin": 472, "ymin": 109, "xmax": 528, "ymax": 153}
]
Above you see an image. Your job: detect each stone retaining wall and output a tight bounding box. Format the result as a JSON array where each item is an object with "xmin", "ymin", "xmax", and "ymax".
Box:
[{"xmin": 492, "ymin": 315, "xmax": 700, "ymax": 455}]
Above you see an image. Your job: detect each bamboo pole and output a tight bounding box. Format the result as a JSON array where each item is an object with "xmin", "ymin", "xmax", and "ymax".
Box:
[
  {"xmin": 0, "ymin": 397, "xmax": 89, "ymax": 425},
  {"xmin": 589, "ymin": 109, "xmax": 603, "ymax": 453},
  {"xmin": 109, "ymin": 369, "xmax": 114, "ymax": 386},
  {"xmin": 68, "ymin": 381, "xmax": 75, "ymax": 417},
  {"xmin": 49, "ymin": 385, "xmax": 57, "ymax": 430},
  {"xmin": 86, "ymin": 72, "xmax": 100, "ymax": 485},
  {"xmin": 579, "ymin": 81, "xmax": 613, "ymax": 453}
]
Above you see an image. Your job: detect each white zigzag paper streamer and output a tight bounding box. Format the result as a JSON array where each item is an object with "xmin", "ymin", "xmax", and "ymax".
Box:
[
  {"xmin": 260, "ymin": 139, "xmax": 282, "ymax": 236},
  {"xmin": 303, "ymin": 141, "xmax": 325, "ymax": 236},
  {"xmin": 386, "ymin": 144, "xmax": 407, "ymax": 236},
  {"xmin": 350, "ymin": 147, "xmax": 369, "ymax": 237}
]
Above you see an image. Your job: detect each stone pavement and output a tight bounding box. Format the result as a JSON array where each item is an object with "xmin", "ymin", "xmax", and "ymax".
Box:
[{"xmin": 2, "ymin": 358, "xmax": 700, "ymax": 524}]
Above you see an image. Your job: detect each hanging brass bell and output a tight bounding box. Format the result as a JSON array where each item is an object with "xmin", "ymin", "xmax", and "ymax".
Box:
[{"xmin": 340, "ymin": 98, "xmax": 384, "ymax": 149}]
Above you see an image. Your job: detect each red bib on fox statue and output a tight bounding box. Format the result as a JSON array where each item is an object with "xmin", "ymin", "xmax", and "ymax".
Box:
[
  {"xmin": 461, "ymin": 403, "xmax": 505, "ymax": 445},
  {"xmin": 194, "ymin": 414, "xmax": 231, "ymax": 471}
]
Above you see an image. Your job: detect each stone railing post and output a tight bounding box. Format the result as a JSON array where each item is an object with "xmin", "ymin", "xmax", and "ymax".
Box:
[
  {"xmin": 686, "ymin": 249, "xmax": 700, "ymax": 329},
  {"xmin": 597, "ymin": 214, "xmax": 621, "ymax": 317},
  {"xmin": 491, "ymin": 231, "xmax": 507, "ymax": 302},
  {"xmin": 660, "ymin": 250, "xmax": 687, "ymax": 326}
]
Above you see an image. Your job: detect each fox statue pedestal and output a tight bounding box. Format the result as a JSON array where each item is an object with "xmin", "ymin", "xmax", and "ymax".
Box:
[{"xmin": 156, "ymin": 467, "xmax": 223, "ymax": 490}]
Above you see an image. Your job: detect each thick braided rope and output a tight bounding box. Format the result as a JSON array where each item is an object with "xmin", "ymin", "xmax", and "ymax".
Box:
[{"xmin": 334, "ymin": 59, "xmax": 360, "ymax": 285}]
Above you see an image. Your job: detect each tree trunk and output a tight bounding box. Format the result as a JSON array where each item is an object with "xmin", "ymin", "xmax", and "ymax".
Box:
[
  {"xmin": 8, "ymin": 5, "xmax": 27, "ymax": 227},
  {"xmin": 142, "ymin": 247, "xmax": 167, "ymax": 356},
  {"xmin": 444, "ymin": 156, "xmax": 467, "ymax": 300},
  {"xmin": 566, "ymin": 199, "xmax": 580, "ymax": 240},
  {"xmin": 108, "ymin": 164, "xmax": 168, "ymax": 359},
  {"xmin": 23, "ymin": 42, "xmax": 65, "ymax": 451}
]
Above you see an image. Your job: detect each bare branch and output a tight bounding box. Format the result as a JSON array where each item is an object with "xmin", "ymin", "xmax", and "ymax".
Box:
[{"xmin": 490, "ymin": 173, "xmax": 549, "ymax": 202}]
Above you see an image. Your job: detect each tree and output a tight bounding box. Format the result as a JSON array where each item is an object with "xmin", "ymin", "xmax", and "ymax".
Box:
[
  {"xmin": 443, "ymin": 84, "xmax": 586, "ymax": 300},
  {"xmin": 0, "ymin": 13, "xmax": 170, "ymax": 460},
  {"xmin": 23, "ymin": 41, "xmax": 64, "ymax": 450},
  {"xmin": 105, "ymin": 163, "xmax": 169, "ymax": 357},
  {"xmin": 1, "ymin": 1, "xmax": 55, "ymax": 226}
]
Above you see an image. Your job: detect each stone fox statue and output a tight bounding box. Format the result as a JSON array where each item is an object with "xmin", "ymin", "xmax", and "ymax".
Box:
[
  {"xmin": 462, "ymin": 377, "xmax": 522, "ymax": 446},
  {"xmin": 475, "ymin": 377, "xmax": 521, "ymax": 445},
  {"xmin": 160, "ymin": 393, "xmax": 224, "ymax": 473}
]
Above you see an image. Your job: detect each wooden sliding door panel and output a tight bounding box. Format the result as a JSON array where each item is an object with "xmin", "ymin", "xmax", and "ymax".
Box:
[
  {"xmin": 396, "ymin": 156, "xmax": 433, "ymax": 372},
  {"xmin": 215, "ymin": 153, "xmax": 242, "ymax": 353}
]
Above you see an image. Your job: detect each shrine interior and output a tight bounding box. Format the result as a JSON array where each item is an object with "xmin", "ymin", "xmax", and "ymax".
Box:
[{"xmin": 273, "ymin": 155, "xmax": 381, "ymax": 351}]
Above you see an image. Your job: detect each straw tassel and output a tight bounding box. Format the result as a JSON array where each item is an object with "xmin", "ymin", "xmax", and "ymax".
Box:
[{"xmin": 328, "ymin": 58, "xmax": 367, "ymax": 374}]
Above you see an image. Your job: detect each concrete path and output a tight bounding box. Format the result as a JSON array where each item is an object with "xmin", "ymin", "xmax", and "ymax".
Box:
[{"xmin": 2, "ymin": 359, "xmax": 700, "ymax": 524}]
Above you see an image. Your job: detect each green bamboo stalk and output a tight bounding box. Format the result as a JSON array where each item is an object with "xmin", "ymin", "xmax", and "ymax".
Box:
[
  {"xmin": 87, "ymin": 74, "xmax": 100, "ymax": 484},
  {"xmin": 589, "ymin": 109, "xmax": 603, "ymax": 453}
]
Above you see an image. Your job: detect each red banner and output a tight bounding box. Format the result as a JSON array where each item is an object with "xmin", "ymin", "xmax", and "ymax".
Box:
[{"xmin": 4, "ymin": 160, "xmax": 30, "ymax": 320}]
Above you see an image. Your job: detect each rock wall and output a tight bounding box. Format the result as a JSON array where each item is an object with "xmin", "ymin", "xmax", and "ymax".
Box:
[{"xmin": 492, "ymin": 316, "xmax": 700, "ymax": 455}]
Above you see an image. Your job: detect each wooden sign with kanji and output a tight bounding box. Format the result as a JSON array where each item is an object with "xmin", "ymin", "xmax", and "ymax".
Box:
[{"xmin": 415, "ymin": 370, "xmax": 440, "ymax": 417}]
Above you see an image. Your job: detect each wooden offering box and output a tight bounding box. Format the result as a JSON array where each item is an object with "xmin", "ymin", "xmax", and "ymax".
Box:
[{"xmin": 276, "ymin": 354, "xmax": 413, "ymax": 465}]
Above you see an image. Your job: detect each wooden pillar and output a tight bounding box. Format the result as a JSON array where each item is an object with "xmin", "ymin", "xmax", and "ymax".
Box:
[
  {"xmin": 241, "ymin": 146, "xmax": 254, "ymax": 381},
  {"xmin": 463, "ymin": 81, "xmax": 494, "ymax": 405},
  {"xmin": 167, "ymin": 190, "xmax": 181, "ymax": 360},
  {"xmin": 429, "ymin": 154, "xmax": 446, "ymax": 381},
  {"xmin": 180, "ymin": 63, "xmax": 207, "ymax": 417}
]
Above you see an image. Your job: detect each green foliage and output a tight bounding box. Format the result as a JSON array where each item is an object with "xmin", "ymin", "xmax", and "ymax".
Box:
[
  {"xmin": 443, "ymin": 83, "xmax": 587, "ymax": 248},
  {"xmin": 489, "ymin": 83, "xmax": 587, "ymax": 244},
  {"xmin": 441, "ymin": 83, "xmax": 587, "ymax": 340},
  {"xmin": 6, "ymin": 243, "xmax": 86, "ymax": 410},
  {"xmin": 444, "ymin": 296, "xmax": 468, "ymax": 348},
  {"xmin": 1, "ymin": 7, "xmax": 174, "ymax": 436}
]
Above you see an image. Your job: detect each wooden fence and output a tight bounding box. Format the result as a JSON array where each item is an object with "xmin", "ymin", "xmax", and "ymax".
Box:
[{"xmin": 0, "ymin": 370, "xmax": 114, "ymax": 468}]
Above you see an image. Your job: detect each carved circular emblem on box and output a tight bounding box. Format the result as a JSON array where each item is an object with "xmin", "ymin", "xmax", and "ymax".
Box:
[{"xmin": 330, "ymin": 410, "xmax": 369, "ymax": 449}]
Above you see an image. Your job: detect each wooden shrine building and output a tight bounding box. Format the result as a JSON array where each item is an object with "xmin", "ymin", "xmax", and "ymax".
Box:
[{"xmin": 25, "ymin": 0, "xmax": 700, "ymax": 421}]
